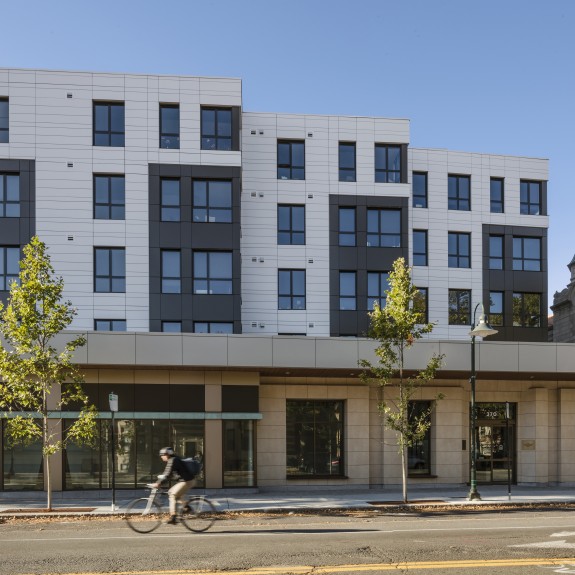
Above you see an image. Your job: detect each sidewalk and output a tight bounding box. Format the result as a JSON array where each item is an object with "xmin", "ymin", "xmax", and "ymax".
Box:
[{"xmin": 2, "ymin": 485, "xmax": 575, "ymax": 516}]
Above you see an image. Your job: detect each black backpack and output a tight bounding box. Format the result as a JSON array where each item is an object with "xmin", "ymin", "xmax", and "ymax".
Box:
[{"xmin": 182, "ymin": 458, "xmax": 202, "ymax": 478}]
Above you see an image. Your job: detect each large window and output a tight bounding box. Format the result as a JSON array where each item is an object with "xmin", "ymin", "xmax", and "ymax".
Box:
[
  {"xmin": 448, "ymin": 175, "xmax": 470, "ymax": 211},
  {"xmin": 449, "ymin": 289, "xmax": 471, "ymax": 325},
  {"xmin": 93, "ymin": 102, "xmax": 125, "ymax": 147},
  {"xmin": 161, "ymin": 250, "xmax": 181, "ymax": 293},
  {"xmin": 367, "ymin": 209, "xmax": 401, "ymax": 247},
  {"xmin": 414, "ymin": 287, "xmax": 428, "ymax": 324},
  {"xmin": 277, "ymin": 140, "xmax": 305, "ymax": 180},
  {"xmin": 286, "ymin": 400, "xmax": 344, "ymax": 477},
  {"xmin": 94, "ymin": 175, "xmax": 125, "ymax": 220},
  {"xmin": 339, "ymin": 142, "xmax": 356, "ymax": 182},
  {"xmin": 2, "ymin": 420, "xmax": 43, "ymax": 490},
  {"xmin": 223, "ymin": 420, "xmax": 255, "ymax": 487},
  {"xmin": 375, "ymin": 144, "xmax": 401, "ymax": 183},
  {"xmin": 193, "ymin": 180, "xmax": 232, "ymax": 223},
  {"xmin": 201, "ymin": 107, "xmax": 232, "ymax": 150},
  {"xmin": 408, "ymin": 401, "xmax": 431, "ymax": 475},
  {"xmin": 278, "ymin": 269, "xmax": 306, "ymax": 310},
  {"xmin": 162, "ymin": 321, "xmax": 181, "ymax": 333},
  {"xmin": 278, "ymin": 205, "xmax": 305, "ymax": 245},
  {"xmin": 0, "ymin": 246, "xmax": 19, "ymax": 291},
  {"xmin": 94, "ymin": 319, "xmax": 126, "ymax": 331},
  {"xmin": 0, "ymin": 173, "xmax": 19, "ymax": 217},
  {"xmin": 193, "ymin": 251, "xmax": 232, "ymax": 295},
  {"xmin": 0, "ymin": 98, "xmax": 8, "ymax": 143},
  {"xmin": 339, "ymin": 271, "xmax": 356, "ymax": 310},
  {"xmin": 367, "ymin": 271, "xmax": 389, "ymax": 311},
  {"xmin": 194, "ymin": 322, "xmax": 234, "ymax": 334},
  {"xmin": 520, "ymin": 180, "xmax": 541, "ymax": 215},
  {"xmin": 512, "ymin": 292, "xmax": 541, "ymax": 327},
  {"xmin": 161, "ymin": 179, "xmax": 180, "ymax": 222},
  {"xmin": 448, "ymin": 232, "xmax": 470, "ymax": 268},
  {"xmin": 338, "ymin": 207, "xmax": 356, "ymax": 246},
  {"xmin": 489, "ymin": 291, "xmax": 504, "ymax": 326},
  {"xmin": 413, "ymin": 230, "xmax": 428, "ymax": 266},
  {"xmin": 489, "ymin": 235, "xmax": 504, "ymax": 270},
  {"xmin": 94, "ymin": 248, "xmax": 126, "ymax": 293},
  {"xmin": 160, "ymin": 104, "xmax": 180, "ymax": 149},
  {"xmin": 513, "ymin": 237, "xmax": 541, "ymax": 271},
  {"xmin": 412, "ymin": 172, "xmax": 427, "ymax": 208},
  {"xmin": 490, "ymin": 178, "xmax": 504, "ymax": 213}
]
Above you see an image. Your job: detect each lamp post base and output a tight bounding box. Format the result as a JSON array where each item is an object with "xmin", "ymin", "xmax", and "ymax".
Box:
[{"xmin": 468, "ymin": 489, "xmax": 482, "ymax": 501}]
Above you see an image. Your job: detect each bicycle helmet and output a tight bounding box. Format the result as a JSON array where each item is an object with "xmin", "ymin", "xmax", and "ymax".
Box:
[{"xmin": 159, "ymin": 447, "xmax": 174, "ymax": 456}]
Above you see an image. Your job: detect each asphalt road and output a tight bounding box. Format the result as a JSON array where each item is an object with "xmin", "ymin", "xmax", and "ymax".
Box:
[{"xmin": 3, "ymin": 509, "xmax": 575, "ymax": 575}]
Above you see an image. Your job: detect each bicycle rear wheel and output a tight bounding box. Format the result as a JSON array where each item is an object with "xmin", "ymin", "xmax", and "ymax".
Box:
[
  {"xmin": 125, "ymin": 497, "xmax": 163, "ymax": 533},
  {"xmin": 181, "ymin": 496, "xmax": 216, "ymax": 532}
]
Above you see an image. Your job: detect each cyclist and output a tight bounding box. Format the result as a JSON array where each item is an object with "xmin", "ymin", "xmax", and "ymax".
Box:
[{"xmin": 154, "ymin": 447, "xmax": 196, "ymax": 525}]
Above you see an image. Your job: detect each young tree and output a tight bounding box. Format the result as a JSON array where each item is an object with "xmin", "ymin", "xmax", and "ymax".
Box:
[
  {"xmin": 0, "ymin": 236, "xmax": 97, "ymax": 509},
  {"xmin": 360, "ymin": 257, "xmax": 444, "ymax": 503}
]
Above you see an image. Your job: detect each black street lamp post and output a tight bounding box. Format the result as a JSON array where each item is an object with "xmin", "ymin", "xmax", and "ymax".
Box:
[{"xmin": 109, "ymin": 392, "xmax": 119, "ymax": 512}]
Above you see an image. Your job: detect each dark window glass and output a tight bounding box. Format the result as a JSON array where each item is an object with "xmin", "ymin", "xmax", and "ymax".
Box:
[
  {"xmin": 512, "ymin": 292, "xmax": 541, "ymax": 327},
  {"xmin": 94, "ymin": 319, "xmax": 126, "ymax": 331},
  {"xmin": 408, "ymin": 401, "xmax": 431, "ymax": 475},
  {"xmin": 93, "ymin": 102, "xmax": 125, "ymax": 147},
  {"xmin": 449, "ymin": 289, "xmax": 471, "ymax": 325},
  {"xmin": 367, "ymin": 209, "xmax": 401, "ymax": 247},
  {"xmin": 193, "ymin": 251, "xmax": 232, "ymax": 295},
  {"xmin": 413, "ymin": 230, "xmax": 428, "ymax": 266},
  {"xmin": 278, "ymin": 205, "xmax": 305, "ymax": 245},
  {"xmin": 94, "ymin": 248, "xmax": 125, "ymax": 293},
  {"xmin": 339, "ymin": 271, "xmax": 356, "ymax": 310},
  {"xmin": 448, "ymin": 232, "xmax": 471, "ymax": 268},
  {"xmin": 367, "ymin": 271, "xmax": 389, "ymax": 311},
  {"xmin": 278, "ymin": 269, "xmax": 306, "ymax": 310},
  {"xmin": 489, "ymin": 291, "xmax": 504, "ymax": 326},
  {"xmin": 201, "ymin": 107, "xmax": 232, "ymax": 150},
  {"xmin": 339, "ymin": 207, "xmax": 356, "ymax": 246},
  {"xmin": 375, "ymin": 144, "xmax": 401, "ymax": 183},
  {"xmin": 520, "ymin": 181, "xmax": 541, "ymax": 215},
  {"xmin": 339, "ymin": 142, "xmax": 356, "ymax": 182},
  {"xmin": 413, "ymin": 172, "xmax": 427, "ymax": 208},
  {"xmin": 194, "ymin": 322, "xmax": 233, "ymax": 334},
  {"xmin": 161, "ymin": 250, "xmax": 181, "ymax": 293},
  {"xmin": 0, "ymin": 173, "xmax": 20, "ymax": 217},
  {"xmin": 94, "ymin": 175, "xmax": 125, "ymax": 220},
  {"xmin": 286, "ymin": 400, "xmax": 344, "ymax": 477},
  {"xmin": 161, "ymin": 179, "xmax": 180, "ymax": 222},
  {"xmin": 448, "ymin": 175, "xmax": 471, "ymax": 211},
  {"xmin": 490, "ymin": 178, "xmax": 504, "ymax": 213},
  {"xmin": 0, "ymin": 98, "xmax": 8, "ymax": 143},
  {"xmin": 414, "ymin": 287, "xmax": 428, "ymax": 323},
  {"xmin": 193, "ymin": 180, "xmax": 232, "ymax": 223},
  {"xmin": 489, "ymin": 236, "xmax": 504, "ymax": 270},
  {"xmin": 162, "ymin": 321, "xmax": 182, "ymax": 333},
  {"xmin": 277, "ymin": 140, "xmax": 305, "ymax": 180},
  {"xmin": 0, "ymin": 246, "xmax": 20, "ymax": 291},
  {"xmin": 513, "ymin": 237, "xmax": 541, "ymax": 271},
  {"xmin": 160, "ymin": 104, "xmax": 180, "ymax": 149}
]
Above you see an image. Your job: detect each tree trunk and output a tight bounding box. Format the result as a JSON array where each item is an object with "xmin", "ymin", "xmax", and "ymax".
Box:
[
  {"xmin": 44, "ymin": 415, "xmax": 52, "ymax": 511},
  {"xmin": 401, "ymin": 443, "xmax": 408, "ymax": 503}
]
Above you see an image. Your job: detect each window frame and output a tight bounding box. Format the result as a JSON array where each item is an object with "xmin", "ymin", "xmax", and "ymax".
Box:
[
  {"xmin": 520, "ymin": 180, "xmax": 542, "ymax": 215},
  {"xmin": 339, "ymin": 142, "xmax": 356, "ymax": 182},
  {"xmin": 162, "ymin": 321, "xmax": 182, "ymax": 333},
  {"xmin": 490, "ymin": 178, "xmax": 504, "ymax": 213},
  {"xmin": 512, "ymin": 292, "xmax": 541, "ymax": 327},
  {"xmin": 94, "ymin": 247, "xmax": 126, "ymax": 293},
  {"xmin": 0, "ymin": 172, "xmax": 20, "ymax": 217},
  {"xmin": 159, "ymin": 103, "xmax": 180, "ymax": 149},
  {"xmin": 413, "ymin": 229, "xmax": 428, "ymax": 266},
  {"xmin": 93, "ymin": 174, "xmax": 125, "ymax": 220},
  {"xmin": 193, "ymin": 180, "xmax": 232, "ymax": 223},
  {"xmin": 489, "ymin": 291, "xmax": 504, "ymax": 326},
  {"xmin": 448, "ymin": 289, "xmax": 471, "ymax": 325},
  {"xmin": 338, "ymin": 207, "xmax": 356, "ymax": 246},
  {"xmin": 512, "ymin": 237, "xmax": 541, "ymax": 271},
  {"xmin": 375, "ymin": 144, "xmax": 402, "ymax": 183},
  {"xmin": 278, "ymin": 269, "xmax": 306, "ymax": 310},
  {"xmin": 408, "ymin": 400, "xmax": 432, "ymax": 476},
  {"xmin": 277, "ymin": 204, "xmax": 305, "ymax": 245},
  {"xmin": 94, "ymin": 319, "xmax": 126, "ymax": 332},
  {"xmin": 367, "ymin": 271, "xmax": 389, "ymax": 311},
  {"xmin": 161, "ymin": 249, "xmax": 182, "ymax": 294},
  {"xmin": 489, "ymin": 235, "xmax": 504, "ymax": 270},
  {"xmin": 201, "ymin": 107, "xmax": 232, "ymax": 151},
  {"xmin": 193, "ymin": 251, "xmax": 233, "ymax": 295},
  {"xmin": 367, "ymin": 208, "xmax": 401, "ymax": 248},
  {"xmin": 194, "ymin": 322, "xmax": 234, "ymax": 334},
  {"xmin": 412, "ymin": 172, "xmax": 428, "ymax": 208},
  {"xmin": 160, "ymin": 178, "xmax": 181, "ymax": 222},
  {"xmin": 93, "ymin": 101, "xmax": 125, "ymax": 147},
  {"xmin": 339, "ymin": 271, "xmax": 357, "ymax": 311},
  {"xmin": 414, "ymin": 287, "xmax": 428, "ymax": 324},
  {"xmin": 277, "ymin": 140, "xmax": 305, "ymax": 180},
  {"xmin": 0, "ymin": 245, "xmax": 20, "ymax": 291},
  {"xmin": 448, "ymin": 174, "xmax": 471, "ymax": 211},
  {"xmin": 448, "ymin": 232, "xmax": 471, "ymax": 268},
  {"xmin": 0, "ymin": 98, "xmax": 8, "ymax": 143}
]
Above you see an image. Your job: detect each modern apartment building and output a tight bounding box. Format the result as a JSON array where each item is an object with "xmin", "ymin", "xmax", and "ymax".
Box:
[{"xmin": 1, "ymin": 68, "xmax": 567, "ymax": 494}]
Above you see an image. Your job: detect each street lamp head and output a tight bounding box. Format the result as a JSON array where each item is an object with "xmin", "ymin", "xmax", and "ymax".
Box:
[{"xmin": 469, "ymin": 313, "xmax": 498, "ymax": 338}]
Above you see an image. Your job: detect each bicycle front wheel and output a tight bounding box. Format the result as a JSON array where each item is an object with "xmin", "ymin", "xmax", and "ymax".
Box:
[
  {"xmin": 125, "ymin": 497, "xmax": 163, "ymax": 533},
  {"xmin": 181, "ymin": 496, "xmax": 217, "ymax": 532}
]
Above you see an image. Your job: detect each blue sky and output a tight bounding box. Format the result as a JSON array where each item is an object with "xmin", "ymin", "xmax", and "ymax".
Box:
[{"xmin": 3, "ymin": 0, "xmax": 574, "ymax": 311}]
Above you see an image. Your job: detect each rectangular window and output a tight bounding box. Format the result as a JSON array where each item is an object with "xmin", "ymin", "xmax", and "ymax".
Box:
[
  {"xmin": 160, "ymin": 104, "xmax": 180, "ymax": 149},
  {"xmin": 489, "ymin": 235, "xmax": 504, "ymax": 270},
  {"xmin": 193, "ymin": 251, "xmax": 232, "ymax": 295},
  {"xmin": 286, "ymin": 400, "xmax": 344, "ymax": 477},
  {"xmin": 375, "ymin": 144, "xmax": 401, "ymax": 183},
  {"xmin": 513, "ymin": 292, "xmax": 541, "ymax": 327},
  {"xmin": 448, "ymin": 175, "xmax": 470, "ymax": 211},
  {"xmin": 338, "ymin": 207, "xmax": 356, "ymax": 246},
  {"xmin": 367, "ymin": 271, "xmax": 389, "ymax": 311},
  {"xmin": 278, "ymin": 269, "xmax": 306, "ymax": 310},
  {"xmin": 513, "ymin": 237, "xmax": 541, "ymax": 271},
  {"xmin": 194, "ymin": 322, "xmax": 234, "ymax": 334},
  {"xmin": 278, "ymin": 205, "xmax": 305, "ymax": 245},
  {"xmin": 223, "ymin": 419, "xmax": 255, "ymax": 487},
  {"xmin": 94, "ymin": 248, "xmax": 125, "ymax": 293},
  {"xmin": 367, "ymin": 208, "xmax": 401, "ymax": 247},
  {"xmin": 408, "ymin": 401, "xmax": 431, "ymax": 475},
  {"xmin": 489, "ymin": 291, "xmax": 504, "ymax": 326},
  {"xmin": 412, "ymin": 172, "xmax": 428, "ymax": 208},
  {"xmin": 414, "ymin": 287, "xmax": 428, "ymax": 324},
  {"xmin": 339, "ymin": 142, "xmax": 356, "ymax": 182},
  {"xmin": 339, "ymin": 271, "xmax": 356, "ymax": 310},
  {"xmin": 162, "ymin": 321, "xmax": 182, "ymax": 333},
  {"xmin": 520, "ymin": 180, "xmax": 541, "ymax": 215},
  {"xmin": 0, "ymin": 98, "xmax": 8, "ymax": 143},
  {"xmin": 201, "ymin": 107, "xmax": 232, "ymax": 150},
  {"xmin": 449, "ymin": 289, "xmax": 471, "ymax": 325},
  {"xmin": 0, "ymin": 246, "xmax": 20, "ymax": 290},
  {"xmin": 93, "ymin": 102, "xmax": 125, "ymax": 147},
  {"xmin": 490, "ymin": 178, "xmax": 504, "ymax": 213},
  {"xmin": 161, "ymin": 250, "xmax": 181, "ymax": 293},
  {"xmin": 0, "ymin": 173, "xmax": 19, "ymax": 217},
  {"xmin": 161, "ymin": 178, "xmax": 180, "ymax": 222},
  {"xmin": 193, "ymin": 180, "xmax": 232, "ymax": 223},
  {"xmin": 413, "ymin": 230, "xmax": 428, "ymax": 266},
  {"xmin": 448, "ymin": 232, "xmax": 471, "ymax": 268},
  {"xmin": 277, "ymin": 140, "xmax": 305, "ymax": 180},
  {"xmin": 94, "ymin": 175, "xmax": 125, "ymax": 220},
  {"xmin": 94, "ymin": 319, "xmax": 126, "ymax": 331}
]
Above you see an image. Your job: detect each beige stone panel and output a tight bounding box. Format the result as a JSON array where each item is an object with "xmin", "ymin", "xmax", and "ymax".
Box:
[
  {"xmin": 327, "ymin": 386, "xmax": 348, "ymax": 399},
  {"xmin": 286, "ymin": 385, "xmax": 307, "ymax": 398},
  {"xmin": 135, "ymin": 334, "xmax": 182, "ymax": 366},
  {"xmin": 307, "ymin": 386, "xmax": 328, "ymax": 399},
  {"xmin": 182, "ymin": 334, "xmax": 228, "ymax": 367},
  {"xmin": 257, "ymin": 469, "xmax": 285, "ymax": 482},
  {"xmin": 221, "ymin": 372, "xmax": 259, "ymax": 385},
  {"xmin": 169, "ymin": 371, "xmax": 205, "ymax": 385},
  {"xmin": 257, "ymin": 425, "xmax": 285, "ymax": 439},
  {"xmin": 259, "ymin": 397, "xmax": 285, "ymax": 414},
  {"xmin": 346, "ymin": 463, "xmax": 369, "ymax": 479},
  {"xmin": 205, "ymin": 372, "xmax": 223, "ymax": 385},
  {"xmin": 133, "ymin": 370, "xmax": 169, "ymax": 384},
  {"xmin": 346, "ymin": 385, "xmax": 370, "ymax": 399},
  {"xmin": 258, "ymin": 437, "xmax": 285, "ymax": 454},
  {"xmin": 518, "ymin": 343, "xmax": 557, "ymax": 373},
  {"xmin": 257, "ymin": 451, "xmax": 285, "ymax": 467},
  {"xmin": 87, "ymin": 333, "xmax": 136, "ymax": 365},
  {"xmin": 260, "ymin": 385, "xmax": 286, "ymax": 399},
  {"xmin": 98, "ymin": 370, "xmax": 135, "ymax": 384},
  {"xmin": 82, "ymin": 369, "xmax": 100, "ymax": 383},
  {"xmin": 204, "ymin": 419, "xmax": 222, "ymax": 489},
  {"xmin": 436, "ymin": 450, "xmax": 464, "ymax": 466},
  {"xmin": 205, "ymin": 385, "xmax": 221, "ymax": 412}
]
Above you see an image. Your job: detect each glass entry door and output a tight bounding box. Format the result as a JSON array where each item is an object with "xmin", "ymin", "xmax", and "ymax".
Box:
[{"xmin": 476, "ymin": 424, "xmax": 515, "ymax": 483}]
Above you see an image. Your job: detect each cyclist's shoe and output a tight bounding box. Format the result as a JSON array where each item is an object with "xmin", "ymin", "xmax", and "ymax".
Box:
[
  {"xmin": 181, "ymin": 504, "xmax": 191, "ymax": 514},
  {"xmin": 165, "ymin": 515, "xmax": 178, "ymax": 525}
]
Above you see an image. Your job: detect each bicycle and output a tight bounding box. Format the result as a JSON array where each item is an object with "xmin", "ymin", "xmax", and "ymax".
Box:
[{"xmin": 125, "ymin": 484, "xmax": 217, "ymax": 533}]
